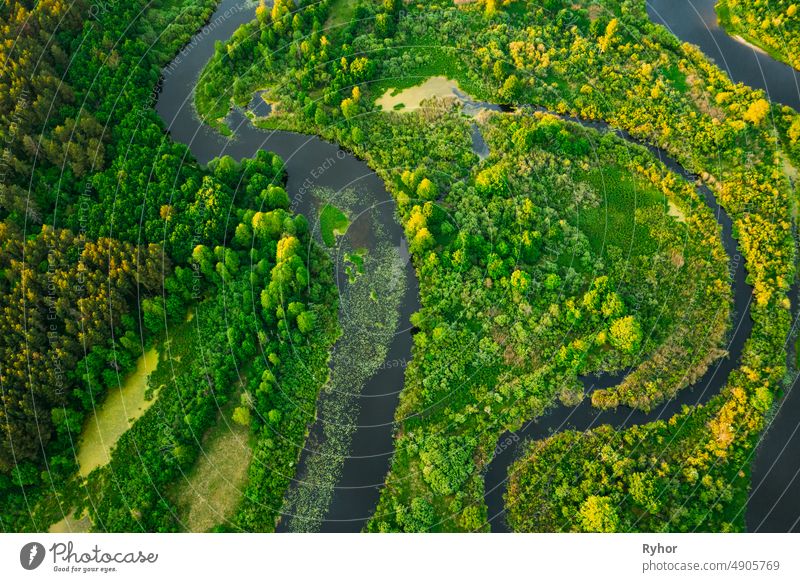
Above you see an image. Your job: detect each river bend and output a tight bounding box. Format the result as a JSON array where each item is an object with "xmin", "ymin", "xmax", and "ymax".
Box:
[{"xmin": 156, "ymin": 0, "xmax": 799, "ymax": 533}]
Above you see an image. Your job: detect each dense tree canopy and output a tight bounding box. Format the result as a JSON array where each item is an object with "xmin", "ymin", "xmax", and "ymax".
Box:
[
  {"xmin": 718, "ymin": 0, "xmax": 800, "ymax": 69},
  {"xmin": 0, "ymin": 0, "xmax": 340, "ymax": 533},
  {"xmin": 194, "ymin": 0, "xmax": 794, "ymax": 532},
  {"xmin": 0, "ymin": 226, "xmax": 165, "ymax": 471},
  {"xmin": 2, "ymin": 0, "xmax": 797, "ymax": 534}
]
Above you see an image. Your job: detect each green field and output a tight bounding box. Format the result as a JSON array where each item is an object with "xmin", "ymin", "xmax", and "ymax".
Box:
[{"xmin": 577, "ymin": 167, "xmax": 668, "ymax": 256}]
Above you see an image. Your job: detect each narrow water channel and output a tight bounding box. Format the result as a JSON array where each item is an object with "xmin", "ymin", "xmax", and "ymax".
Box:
[
  {"xmin": 156, "ymin": 0, "xmax": 799, "ymax": 533},
  {"xmin": 483, "ymin": 114, "xmax": 753, "ymax": 531},
  {"xmin": 487, "ymin": 1, "xmax": 800, "ymax": 533},
  {"xmin": 645, "ymin": 0, "xmax": 800, "ymax": 534}
]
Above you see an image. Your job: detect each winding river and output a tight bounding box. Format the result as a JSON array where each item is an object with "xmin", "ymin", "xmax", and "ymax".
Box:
[
  {"xmin": 647, "ymin": 0, "xmax": 800, "ymax": 111},
  {"xmin": 157, "ymin": 0, "xmax": 418, "ymax": 532},
  {"xmin": 156, "ymin": 0, "xmax": 799, "ymax": 533},
  {"xmin": 646, "ymin": 0, "xmax": 800, "ymax": 534},
  {"xmin": 483, "ymin": 117, "xmax": 754, "ymax": 531}
]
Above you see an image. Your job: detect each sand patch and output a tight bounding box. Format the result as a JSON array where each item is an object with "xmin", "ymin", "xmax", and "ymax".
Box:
[
  {"xmin": 49, "ymin": 511, "xmax": 91, "ymax": 533},
  {"xmin": 667, "ymin": 200, "xmax": 686, "ymax": 223}
]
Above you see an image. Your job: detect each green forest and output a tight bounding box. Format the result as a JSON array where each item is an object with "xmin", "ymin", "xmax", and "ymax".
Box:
[
  {"xmin": 1, "ymin": 0, "xmax": 799, "ymax": 533},
  {"xmin": 0, "ymin": 0, "xmax": 338, "ymax": 532}
]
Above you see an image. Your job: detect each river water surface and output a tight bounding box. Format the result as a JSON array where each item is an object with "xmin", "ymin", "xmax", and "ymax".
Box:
[
  {"xmin": 156, "ymin": 0, "xmax": 799, "ymax": 533},
  {"xmin": 157, "ymin": 0, "xmax": 417, "ymax": 532},
  {"xmin": 647, "ymin": 0, "xmax": 800, "ymax": 110},
  {"xmin": 645, "ymin": 0, "xmax": 800, "ymax": 534},
  {"xmin": 487, "ymin": 0, "xmax": 800, "ymax": 534}
]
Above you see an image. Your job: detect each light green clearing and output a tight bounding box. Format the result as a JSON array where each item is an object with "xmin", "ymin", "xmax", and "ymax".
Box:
[
  {"xmin": 376, "ymin": 76, "xmax": 463, "ymax": 112},
  {"xmin": 76, "ymin": 348, "xmax": 160, "ymax": 477},
  {"xmin": 667, "ymin": 200, "xmax": 687, "ymax": 223},
  {"xmin": 320, "ymin": 203, "xmax": 350, "ymax": 247},
  {"xmin": 173, "ymin": 413, "xmax": 252, "ymax": 532},
  {"xmin": 48, "ymin": 510, "xmax": 91, "ymax": 533},
  {"xmin": 324, "ymin": 0, "xmax": 357, "ymax": 38},
  {"xmin": 578, "ymin": 167, "xmax": 667, "ymax": 256}
]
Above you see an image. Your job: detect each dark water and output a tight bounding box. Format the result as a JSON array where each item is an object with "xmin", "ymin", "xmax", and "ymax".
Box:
[
  {"xmin": 157, "ymin": 0, "xmax": 418, "ymax": 532},
  {"xmin": 156, "ymin": 0, "xmax": 799, "ymax": 533},
  {"xmin": 317, "ymin": 261, "xmax": 420, "ymax": 532},
  {"xmin": 486, "ymin": 1, "xmax": 800, "ymax": 533},
  {"xmin": 649, "ymin": 0, "xmax": 800, "ymax": 534},
  {"xmin": 484, "ymin": 114, "xmax": 754, "ymax": 531},
  {"xmin": 646, "ymin": 0, "xmax": 800, "ymax": 110},
  {"xmin": 247, "ymin": 91, "xmax": 273, "ymax": 117},
  {"xmin": 643, "ymin": 0, "xmax": 800, "ymax": 535}
]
